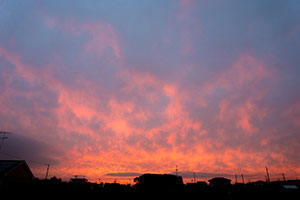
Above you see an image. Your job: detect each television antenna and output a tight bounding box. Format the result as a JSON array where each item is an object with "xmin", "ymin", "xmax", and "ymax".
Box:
[{"xmin": 0, "ymin": 131, "xmax": 12, "ymax": 152}]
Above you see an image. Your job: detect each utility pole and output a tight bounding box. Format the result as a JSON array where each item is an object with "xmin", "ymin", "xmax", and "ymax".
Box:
[
  {"xmin": 0, "ymin": 131, "xmax": 12, "ymax": 152},
  {"xmin": 282, "ymin": 173, "xmax": 286, "ymax": 181},
  {"xmin": 265, "ymin": 167, "xmax": 270, "ymax": 183},
  {"xmin": 193, "ymin": 172, "xmax": 196, "ymax": 183},
  {"xmin": 235, "ymin": 173, "xmax": 238, "ymax": 184},
  {"xmin": 176, "ymin": 165, "xmax": 178, "ymax": 176},
  {"xmin": 241, "ymin": 174, "xmax": 245, "ymax": 184},
  {"xmin": 45, "ymin": 164, "xmax": 50, "ymax": 180}
]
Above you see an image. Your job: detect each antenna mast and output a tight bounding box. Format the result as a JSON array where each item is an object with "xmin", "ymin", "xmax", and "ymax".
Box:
[
  {"xmin": 193, "ymin": 172, "xmax": 196, "ymax": 183},
  {"xmin": 282, "ymin": 173, "xmax": 286, "ymax": 181},
  {"xmin": 0, "ymin": 131, "xmax": 12, "ymax": 152},
  {"xmin": 45, "ymin": 164, "xmax": 50, "ymax": 180},
  {"xmin": 265, "ymin": 167, "xmax": 270, "ymax": 183},
  {"xmin": 241, "ymin": 174, "xmax": 245, "ymax": 184}
]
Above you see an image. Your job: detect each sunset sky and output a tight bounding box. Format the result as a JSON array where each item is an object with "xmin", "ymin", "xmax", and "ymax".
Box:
[{"xmin": 0, "ymin": 0, "xmax": 300, "ymax": 182}]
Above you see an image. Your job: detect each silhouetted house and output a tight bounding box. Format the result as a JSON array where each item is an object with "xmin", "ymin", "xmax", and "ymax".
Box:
[
  {"xmin": 186, "ymin": 181, "xmax": 208, "ymax": 187},
  {"xmin": 196, "ymin": 181, "xmax": 208, "ymax": 187},
  {"xmin": 70, "ymin": 175, "xmax": 88, "ymax": 184},
  {"xmin": 48, "ymin": 176, "xmax": 62, "ymax": 183},
  {"xmin": 250, "ymin": 180, "xmax": 266, "ymax": 187},
  {"xmin": 208, "ymin": 177, "xmax": 231, "ymax": 187},
  {"xmin": 186, "ymin": 181, "xmax": 208, "ymax": 193},
  {"xmin": 272, "ymin": 180, "xmax": 300, "ymax": 192},
  {"xmin": 0, "ymin": 160, "xmax": 34, "ymax": 185},
  {"xmin": 134, "ymin": 173, "xmax": 184, "ymax": 192}
]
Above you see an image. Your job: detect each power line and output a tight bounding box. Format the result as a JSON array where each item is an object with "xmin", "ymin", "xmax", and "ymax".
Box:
[
  {"xmin": 0, "ymin": 151, "xmax": 47, "ymax": 165},
  {"xmin": 0, "ymin": 132, "xmax": 51, "ymax": 180},
  {"xmin": 0, "ymin": 151, "xmax": 51, "ymax": 180}
]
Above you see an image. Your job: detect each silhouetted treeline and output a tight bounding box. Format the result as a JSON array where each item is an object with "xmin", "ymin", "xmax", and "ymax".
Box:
[{"xmin": 1, "ymin": 174, "xmax": 300, "ymax": 198}]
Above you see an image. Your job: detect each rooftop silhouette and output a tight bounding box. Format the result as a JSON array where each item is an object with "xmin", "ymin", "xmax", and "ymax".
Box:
[{"xmin": 1, "ymin": 160, "xmax": 300, "ymax": 198}]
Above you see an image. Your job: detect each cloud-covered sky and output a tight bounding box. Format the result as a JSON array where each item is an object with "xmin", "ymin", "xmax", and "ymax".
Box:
[{"xmin": 0, "ymin": 0, "xmax": 300, "ymax": 182}]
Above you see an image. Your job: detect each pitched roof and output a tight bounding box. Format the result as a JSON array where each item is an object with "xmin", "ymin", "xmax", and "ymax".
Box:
[
  {"xmin": 208, "ymin": 177, "xmax": 232, "ymax": 183},
  {"xmin": 0, "ymin": 160, "xmax": 34, "ymax": 179}
]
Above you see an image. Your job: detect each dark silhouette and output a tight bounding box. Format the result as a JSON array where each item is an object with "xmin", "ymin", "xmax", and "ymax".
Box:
[
  {"xmin": 1, "ymin": 159, "xmax": 300, "ymax": 198},
  {"xmin": 134, "ymin": 173, "xmax": 184, "ymax": 193},
  {"xmin": 208, "ymin": 177, "xmax": 231, "ymax": 187},
  {"xmin": 70, "ymin": 175, "xmax": 88, "ymax": 184},
  {"xmin": 0, "ymin": 160, "xmax": 34, "ymax": 184}
]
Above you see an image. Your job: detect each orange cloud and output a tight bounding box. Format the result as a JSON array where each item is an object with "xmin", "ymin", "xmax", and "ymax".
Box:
[{"xmin": 1, "ymin": 41, "xmax": 299, "ymax": 183}]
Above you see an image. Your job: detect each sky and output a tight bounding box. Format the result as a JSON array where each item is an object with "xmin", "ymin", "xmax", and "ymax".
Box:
[{"xmin": 0, "ymin": 0, "xmax": 300, "ymax": 182}]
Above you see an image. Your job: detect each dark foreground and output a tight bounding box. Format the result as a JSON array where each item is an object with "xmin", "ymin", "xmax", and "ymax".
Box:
[{"xmin": 1, "ymin": 179, "xmax": 300, "ymax": 199}]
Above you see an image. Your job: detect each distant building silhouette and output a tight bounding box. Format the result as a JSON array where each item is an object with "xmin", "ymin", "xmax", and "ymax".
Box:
[
  {"xmin": 186, "ymin": 181, "xmax": 208, "ymax": 193},
  {"xmin": 134, "ymin": 173, "xmax": 184, "ymax": 193},
  {"xmin": 0, "ymin": 160, "xmax": 34, "ymax": 185},
  {"xmin": 70, "ymin": 175, "xmax": 88, "ymax": 184},
  {"xmin": 208, "ymin": 177, "xmax": 231, "ymax": 187}
]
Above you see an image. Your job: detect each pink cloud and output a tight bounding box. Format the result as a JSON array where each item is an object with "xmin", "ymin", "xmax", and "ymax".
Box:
[
  {"xmin": 174, "ymin": 0, "xmax": 202, "ymax": 55},
  {"xmin": 196, "ymin": 54, "xmax": 274, "ymax": 106},
  {"xmin": 213, "ymin": 55, "xmax": 272, "ymax": 135},
  {"xmin": 0, "ymin": 47, "xmax": 36, "ymax": 82},
  {"xmin": 46, "ymin": 17, "xmax": 122, "ymax": 60},
  {"xmin": 284, "ymin": 102, "xmax": 300, "ymax": 128},
  {"xmin": 1, "ymin": 43, "xmax": 298, "ymax": 182}
]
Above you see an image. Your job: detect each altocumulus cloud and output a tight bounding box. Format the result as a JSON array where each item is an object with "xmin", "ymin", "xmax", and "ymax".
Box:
[{"xmin": 0, "ymin": 0, "xmax": 299, "ymax": 181}]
